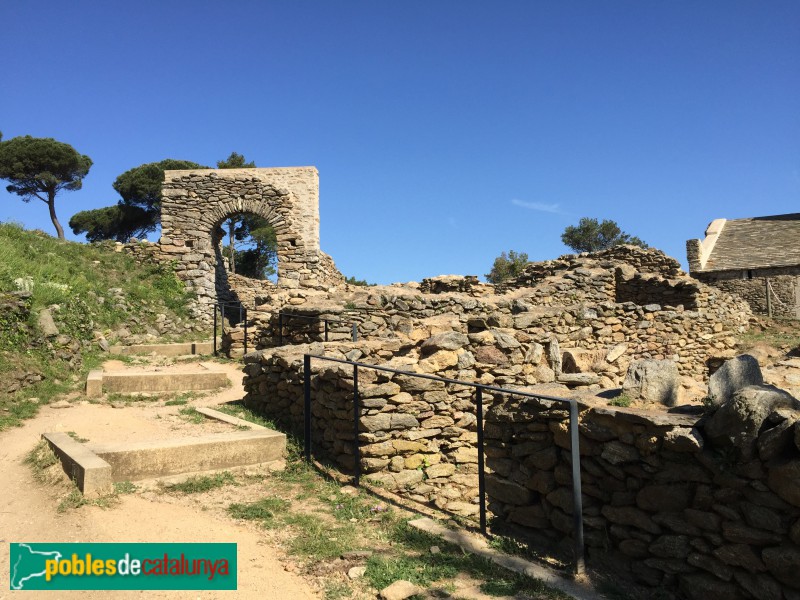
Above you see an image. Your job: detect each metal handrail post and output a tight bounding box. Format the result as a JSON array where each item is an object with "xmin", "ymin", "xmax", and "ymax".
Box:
[
  {"xmin": 324, "ymin": 320, "xmax": 329, "ymax": 342},
  {"xmin": 353, "ymin": 364, "xmax": 360, "ymax": 487},
  {"xmin": 213, "ymin": 306, "xmax": 217, "ymax": 356},
  {"xmin": 569, "ymin": 400, "xmax": 586, "ymax": 574},
  {"xmin": 476, "ymin": 386, "xmax": 487, "ymax": 535},
  {"xmin": 304, "ymin": 354, "xmax": 311, "ymax": 462},
  {"xmin": 302, "ymin": 353, "xmax": 585, "ymax": 573},
  {"xmin": 243, "ymin": 308, "xmax": 248, "ymax": 355}
]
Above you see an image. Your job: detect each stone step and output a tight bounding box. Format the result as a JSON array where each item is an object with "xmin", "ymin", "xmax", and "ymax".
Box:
[{"xmin": 85, "ymin": 368, "xmax": 228, "ymax": 397}]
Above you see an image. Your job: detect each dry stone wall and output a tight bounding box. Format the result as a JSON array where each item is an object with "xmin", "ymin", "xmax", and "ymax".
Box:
[
  {"xmin": 243, "ymin": 339, "xmax": 800, "ymax": 600},
  {"xmin": 248, "ymin": 248, "xmax": 751, "ymax": 383},
  {"xmin": 486, "ymin": 398, "xmax": 800, "ymax": 600}
]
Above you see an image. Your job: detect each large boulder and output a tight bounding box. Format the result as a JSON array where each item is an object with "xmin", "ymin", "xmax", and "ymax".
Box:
[
  {"xmin": 623, "ymin": 359, "xmax": 679, "ymax": 406},
  {"xmin": 708, "ymin": 355, "xmax": 763, "ymax": 407},
  {"xmin": 705, "ymin": 384, "xmax": 800, "ymax": 461}
]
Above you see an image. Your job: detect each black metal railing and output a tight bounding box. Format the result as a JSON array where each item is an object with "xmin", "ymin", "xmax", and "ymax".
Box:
[
  {"xmin": 277, "ymin": 312, "xmax": 358, "ymax": 345},
  {"xmin": 302, "ymin": 354, "xmax": 586, "ymax": 574},
  {"xmin": 213, "ymin": 302, "xmax": 248, "ymax": 356}
]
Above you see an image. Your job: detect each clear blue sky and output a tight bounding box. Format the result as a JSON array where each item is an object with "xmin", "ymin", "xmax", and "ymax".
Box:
[{"xmin": 1, "ymin": 1, "xmax": 798, "ymax": 284}]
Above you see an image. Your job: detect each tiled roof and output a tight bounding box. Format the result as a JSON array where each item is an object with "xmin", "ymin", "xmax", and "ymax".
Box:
[{"xmin": 703, "ymin": 213, "xmax": 800, "ymax": 272}]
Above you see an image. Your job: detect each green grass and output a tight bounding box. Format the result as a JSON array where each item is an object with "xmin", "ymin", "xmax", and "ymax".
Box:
[
  {"xmin": 366, "ymin": 521, "xmax": 569, "ymax": 598},
  {"xmin": 739, "ymin": 328, "xmax": 800, "ymax": 351},
  {"xmin": 164, "ymin": 398, "xmax": 189, "ymax": 406},
  {"xmin": 67, "ymin": 431, "xmax": 89, "ymax": 443},
  {"xmin": 178, "ymin": 406, "xmax": 206, "ymax": 424},
  {"xmin": 57, "ymin": 487, "xmax": 88, "ymax": 512},
  {"xmin": 24, "ymin": 440, "xmax": 60, "ymax": 483},
  {"xmin": 609, "ymin": 393, "xmax": 632, "ymax": 407},
  {"xmin": 163, "ymin": 471, "xmax": 237, "ymax": 494},
  {"xmin": 114, "ymin": 481, "xmax": 138, "ymax": 494},
  {"xmin": 227, "ymin": 497, "xmax": 290, "ymax": 526},
  {"xmin": 215, "ymin": 454, "xmax": 568, "ymax": 599},
  {"xmin": 323, "ymin": 580, "xmax": 353, "ymax": 600},
  {"xmin": 0, "ymin": 223, "xmax": 194, "ymax": 327},
  {"xmin": 215, "ymin": 400, "xmax": 279, "ymax": 429},
  {"xmin": 287, "ymin": 513, "xmax": 359, "ymax": 558},
  {"xmin": 0, "ymin": 222, "xmax": 198, "ymax": 430}
]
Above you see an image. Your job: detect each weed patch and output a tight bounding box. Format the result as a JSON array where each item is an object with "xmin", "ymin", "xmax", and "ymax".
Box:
[
  {"xmin": 114, "ymin": 481, "xmax": 137, "ymax": 494},
  {"xmin": 163, "ymin": 472, "xmax": 237, "ymax": 494},
  {"xmin": 178, "ymin": 407, "xmax": 206, "ymax": 424},
  {"xmin": 228, "ymin": 497, "xmax": 290, "ymax": 527},
  {"xmin": 25, "ymin": 440, "xmax": 60, "ymax": 483},
  {"xmin": 66, "ymin": 431, "xmax": 89, "ymax": 443},
  {"xmin": 609, "ymin": 393, "xmax": 632, "ymax": 408}
]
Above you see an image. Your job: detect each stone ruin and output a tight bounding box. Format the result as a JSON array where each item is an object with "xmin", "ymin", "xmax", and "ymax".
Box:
[
  {"xmin": 123, "ymin": 168, "xmax": 800, "ymax": 599},
  {"xmin": 126, "ymin": 167, "xmax": 344, "ymax": 319}
]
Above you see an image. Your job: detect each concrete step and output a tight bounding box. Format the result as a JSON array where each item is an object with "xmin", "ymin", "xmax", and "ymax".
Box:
[
  {"xmin": 88, "ymin": 429, "xmax": 286, "ymax": 482},
  {"xmin": 109, "ymin": 341, "xmax": 214, "ymax": 357},
  {"xmin": 86, "ymin": 367, "xmax": 228, "ymax": 397}
]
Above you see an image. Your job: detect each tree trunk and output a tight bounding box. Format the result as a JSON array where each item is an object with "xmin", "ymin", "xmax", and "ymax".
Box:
[
  {"xmin": 228, "ymin": 218, "xmax": 236, "ymax": 274},
  {"xmin": 47, "ymin": 191, "xmax": 65, "ymax": 240}
]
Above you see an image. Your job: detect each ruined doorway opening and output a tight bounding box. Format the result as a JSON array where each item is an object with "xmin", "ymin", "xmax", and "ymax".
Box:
[
  {"xmin": 218, "ymin": 212, "xmax": 278, "ymax": 284},
  {"xmin": 212, "ymin": 210, "xmax": 279, "ymax": 325}
]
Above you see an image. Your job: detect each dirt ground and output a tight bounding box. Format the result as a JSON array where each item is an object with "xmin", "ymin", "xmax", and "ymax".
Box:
[{"xmin": 0, "ymin": 358, "xmax": 320, "ymax": 599}]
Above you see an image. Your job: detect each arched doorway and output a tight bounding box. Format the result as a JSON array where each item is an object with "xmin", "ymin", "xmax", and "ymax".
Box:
[{"xmin": 157, "ymin": 167, "xmax": 340, "ymax": 315}]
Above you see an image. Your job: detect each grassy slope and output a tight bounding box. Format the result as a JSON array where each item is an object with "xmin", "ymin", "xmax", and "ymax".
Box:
[{"xmin": 0, "ymin": 222, "xmax": 196, "ymax": 430}]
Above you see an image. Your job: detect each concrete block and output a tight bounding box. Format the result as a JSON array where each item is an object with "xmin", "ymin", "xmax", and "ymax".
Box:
[
  {"xmin": 193, "ymin": 342, "xmax": 214, "ymax": 355},
  {"xmin": 100, "ymin": 370, "xmax": 229, "ymax": 393},
  {"xmin": 43, "ymin": 432, "xmax": 113, "ymax": 497},
  {"xmin": 86, "ymin": 370, "xmax": 104, "ymax": 398},
  {"xmin": 89, "ymin": 429, "xmax": 286, "ymax": 481}
]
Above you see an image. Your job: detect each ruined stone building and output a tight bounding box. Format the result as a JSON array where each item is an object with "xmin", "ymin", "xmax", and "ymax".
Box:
[
  {"xmin": 687, "ymin": 213, "xmax": 800, "ymax": 318},
  {"xmin": 121, "ymin": 168, "xmax": 800, "ymax": 600}
]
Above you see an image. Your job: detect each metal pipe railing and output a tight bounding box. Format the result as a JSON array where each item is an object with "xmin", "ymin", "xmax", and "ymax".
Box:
[
  {"xmin": 302, "ymin": 353, "xmax": 585, "ymax": 574},
  {"xmin": 277, "ymin": 312, "xmax": 358, "ymax": 346},
  {"xmin": 213, "ymin": 302, "xmax": 248, "ymax": 357}
]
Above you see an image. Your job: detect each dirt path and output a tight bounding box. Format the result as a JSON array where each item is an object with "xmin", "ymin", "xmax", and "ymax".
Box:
[{"xmin": 0, "ymin": 359, "xmax": 319, "ymax": 599}]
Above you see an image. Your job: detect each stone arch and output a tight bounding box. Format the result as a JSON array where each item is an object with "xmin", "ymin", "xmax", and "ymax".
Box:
[{"xmin": 157, "ymin": 167, "xmax": 342, "ymax": 313}]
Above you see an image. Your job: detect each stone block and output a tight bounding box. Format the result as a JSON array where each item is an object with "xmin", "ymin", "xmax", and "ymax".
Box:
[
  {"xmin": 708, "ymin": 354, "xmax": 764, "ymax": 407},
  {"xmin": 43, "ymin": 432, "xmax": 113, "ymax": 497}
]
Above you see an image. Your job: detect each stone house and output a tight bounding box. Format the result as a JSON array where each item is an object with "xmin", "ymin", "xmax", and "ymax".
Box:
[{"xmin": 686, "ymin": 213, "xmax": 800, "ymax": 318}]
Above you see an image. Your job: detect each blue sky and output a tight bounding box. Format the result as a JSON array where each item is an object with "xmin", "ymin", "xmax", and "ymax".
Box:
[{"xmin": 1, "ymin": 1, "xmax": 798, "ymax": 284}]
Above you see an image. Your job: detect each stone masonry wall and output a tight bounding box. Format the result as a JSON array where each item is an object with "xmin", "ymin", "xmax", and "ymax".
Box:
[
  {"xmin": 698, "ymin": 275, "xmax": 799, "ymax": 319},
  {"xmin": 485, "ymin": 399, "xmax": 800, "ymax": 600},
  {"xmin": 249, "ymin": 248, "xmax": 751, "ymax": 382},
  {"xmin": 243, "ymin": 339, "xmax": 800, "ymax": 600}
]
